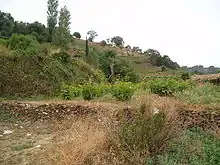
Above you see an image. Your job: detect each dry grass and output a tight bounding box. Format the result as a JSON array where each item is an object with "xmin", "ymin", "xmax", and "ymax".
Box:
[{"xmin": 34, "ymin": 117, "xmax": 107, "ymax": 165}]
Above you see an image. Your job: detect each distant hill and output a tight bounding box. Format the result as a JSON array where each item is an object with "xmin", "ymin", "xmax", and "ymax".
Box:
[{"xmin": 182, "ymin": 65, "xmax": 220, "ymax": 74}]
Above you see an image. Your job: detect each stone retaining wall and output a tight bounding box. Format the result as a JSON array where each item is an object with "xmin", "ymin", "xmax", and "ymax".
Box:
[{"xmin": 0, "ymin": 102, "xmax": 97, "ymax": 121}]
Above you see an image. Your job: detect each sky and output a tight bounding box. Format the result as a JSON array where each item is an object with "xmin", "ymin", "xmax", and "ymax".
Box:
[{"xmin": 1, "ymin": 0, "xmax": 220, "ymax": 67}]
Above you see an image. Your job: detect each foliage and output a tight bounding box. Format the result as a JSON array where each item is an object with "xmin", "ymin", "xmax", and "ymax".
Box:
[
  {"xmin": 111, "ymin": 82, "xmax": 135, "ymax": 101},
  {"xmin": 111, "ymin": 36, "xmax": 124, "ymax": 47},
  {"xmin": 52, "ymin": 51, "xmax": 71, "ymax": 63},
  {"xmin": 149, "ymin": 78, "xmax": 190, "ymax": 96},
  {"xmin": 110, "ymin": 98, "xmax": 179, "ymax": 164},
  {"xmin": 87, "ymin": 30, "xmax": 98, "ymax": 42},
  {"xmin": 0, "ymin": 53, "xmax": 104, "ymax": 97},
  {"xmin": 73, "ymin": 32, "xmax": 81, "ymax": 39},
  {"xmin": 94, "ymin": 83, "xmax": 111, "ymax": 98},
  {"xmin": 81, "ymin": 83, "xmax": 97, "ymax": 100},
  {"xmin": 149, "ymin": 128, "xmax": 220, "ymax": 165},
  {"xmin": 99, "ymin": 51, "xmax": 140, "ymax": 83},
  {"xmin": 0, "ymin": 10, "xmax": 14, "ymax": 37},
  {"xmin": 52, "ymin": 6, "xmax": 71, "ymax": 49},
  {"xmin": 0, "ymin": 38, "xmax": 8, "ymax": 46},
  {"xmin": 145, "ymin": 49, "xmax": 179, "ymax": 69},
  {"xmin": 60, "ymin": 83, "xmax": 82, "ymax": 100},
  {"xmin": 8, "ymin": 34, "xmax": 40, "ymax": 55},
  {"xmin": 181, "ymin": 72, "xmax": 190, "ymax": 80},
  {"xmin": 175, "ymin": 84, "xmax": 220, "ymax": 105},
  {"xmin": 161, "ymin": 65, "xmax": 166, "ymax": 72},
  {"xmin": 100, "ymin": 40, "xmax": 107, "ymax": 47},
  {"xmin": 47, "ymin": 0, "xmax": 59, "ymax": 42}
]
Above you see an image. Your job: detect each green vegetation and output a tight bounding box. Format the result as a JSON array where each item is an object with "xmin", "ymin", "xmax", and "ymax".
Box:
[
  {"xmin": 110, "ymin": 99, "xmax": 179, "ymax": 164},
  {"xmin": 111, "ymin": 82, "xmax": 135, "ymax": 101},
  {"xmin": 0, "ymin": 107, "xmax": 18, "ymax": 122},
  {"xmin": 147, "ymin": 128, "xmax": 220, "ymax": 165},
  {"xmin": 11, "ymin": 142, "xmax": 34, "ymax": 151},
  {"xmin": 110, "ymin": 98, "xmax": 220, "ymax": 165},
  {"xmin": 175, "ymin": 83, "xmax": 220, "ymax": 105},
  {"xmin": 149, "ymin": 78, "xmax": 190, "ymax": 96}
]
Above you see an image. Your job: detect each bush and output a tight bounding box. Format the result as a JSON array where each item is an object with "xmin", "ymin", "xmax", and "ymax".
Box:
[
  {"xmin": 73, "ymin": 32, "xmax": 81, "ymax": 39},
  {"xmin": 111, "ymin": 82, "xmax": 135, "ymax": 101},
  {"xmin": 181, "ymin": 72, "xmax": 190, "ymax": 80},
  {"xmin": 82, "ymin": 83, "xmax": 97, "ymax": 100},
  {"xmin": 109, "ymin": 97, "xmax": 179, "ymax": 164},
  {"xmin": 60, "ymin": 84, "xmax": 82, "ymax": 100},
  {"xmin": 0, "ymin": 38, "xmax": 8, "ymax": 46},
  {"xmin": 52, "ymin": 51, "xmax": 71, "ymax": 63},
  {"xmin": 94, "ymin": 83, "xmax": 110, "ymax": 98},
  {"xmin": 149, "ymin": 79, "xmax": 189, "ymax": 96},
  {"xmin": 100, "ymin": 40, "xmax": 107, "ymax": 47},
  {"xmin": 8, "ymin": 34, "xmax": 40, "ymax": 55},
  {"xmin": 161, "ymin": 65, "xmax": 166, "ymax": 72}
]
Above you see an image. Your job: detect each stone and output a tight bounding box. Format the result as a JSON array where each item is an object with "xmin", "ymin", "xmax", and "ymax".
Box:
[{"xmin": 3, "ymin": 130, "xmax": 13, "ymax": 135}]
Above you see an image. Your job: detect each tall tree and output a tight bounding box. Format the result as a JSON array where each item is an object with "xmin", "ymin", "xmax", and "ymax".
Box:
[
  {"xmin": 47, "ymin": 0, "xmax": 58, "ymax": 42},
  {"xmin": 0, "ymin": 10, "xmax": 14, "ymax": 37},
  {"xmin": 52, "ymin": 6, "xmax": 71, "ymax": 48},
  {"xmin": 87, "ymin": 30, "xmax": 98, "ymax": 42}
]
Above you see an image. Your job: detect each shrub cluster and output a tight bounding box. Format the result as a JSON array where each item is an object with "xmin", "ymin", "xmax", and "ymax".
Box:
[
  {"xmin": 149, "ymin": 79, "xmax": 190, "ymax": 96},
  {"xmin": 60, "ymin": 82, "xmax": 136, "ymax": 101},
  {"xmin": 111, "ymin": 82, "xmax": 135, "ymax": 101},
  {"xmin": 8, "ymin": 34, "xmax": 40, "ymax": 56}
]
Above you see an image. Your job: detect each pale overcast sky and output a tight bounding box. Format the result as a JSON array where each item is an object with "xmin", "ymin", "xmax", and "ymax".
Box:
[{"xmin": 1, "ymin": 0, "xmax": 220, "ymax": 67}]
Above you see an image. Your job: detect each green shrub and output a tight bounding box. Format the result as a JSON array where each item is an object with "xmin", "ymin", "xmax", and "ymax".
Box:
[
  {"xmin": 82, "ymin": 83, "xmax": 96, "ymax": 100},
  {"xmin": 0, "ymin": 38, "xmax": 8, "ymax": 46},
  {"xmin": 181, "ymin": 72, "xmax": 190, "ymax": 80},
  {"xmin": 60, "ymin": 84, "xmax": 82, "ymax": 100},
  {"xmin": 150, "ymin": 128, "xmax": 220, "ymax": 165},
  {"xmin": 136, "ymin": 81, "xmax": 150, "ymax": 91},
  {"xmin": 52, "ymin": 51, "xmax": 71, "ymax": 63},
  {"xmin": 94, "ymin": 83, "xmax": 110, "ymax": 98},
  {"xmin": 8, "ymin": 34, "xmax": 40, "ymax": 55},
  {"xmin": 149, "ymin": 79, "xmax": 189, "ymax": 96},
  {"xmin": 111, "ymin": 82, "xmax": 135, "ymax": 101},
  {"xmin": 109, "ymin": 98, "xmax": 179, "ymax": 164}
]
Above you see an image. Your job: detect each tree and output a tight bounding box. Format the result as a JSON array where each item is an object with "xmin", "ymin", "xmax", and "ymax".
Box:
[
  {"xmin": 111, "ymin": 36, "xmax": 124, "ymax": 47},
  {"xmin": 100, "ymin": 40, "xmax": 107, "ymax": 47},
  {"xmin": 144, "ymin": 49, "xmax": 160, "ymax": 56},
  {"xmin": 73, "ymin": 32, "xmax": 81, "ymax": 39},
  {"xmin": 125, "ymin": 45, "xmax": 131, "ymax": 50},
  {"xmin": 87, "ymin": 30, "xmax": 98, "ymax": 42},
  {"xmin": 0, "ymin": 10, "xmax": 14, "ymax": 37},
  {"xmin": 52, "ymin": 6, "xmax": 71, "ymax": 49},
  {"xmin": 99, "ymin": 50, "xmax": 116, "ymax": 80},
  {"xmin": 47, "ymin": 0, "xmax": 59, "ymax": 42}
]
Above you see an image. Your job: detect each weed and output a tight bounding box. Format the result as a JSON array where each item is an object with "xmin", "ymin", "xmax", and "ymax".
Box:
[{"xmin": 11, "ymin": 142, "xmax": 34, "ymax": 151}]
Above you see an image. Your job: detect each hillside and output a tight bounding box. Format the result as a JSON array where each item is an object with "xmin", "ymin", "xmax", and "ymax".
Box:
[{"xmin": 1, "ymin": 4, "xmax": 220, "ymax": 165}]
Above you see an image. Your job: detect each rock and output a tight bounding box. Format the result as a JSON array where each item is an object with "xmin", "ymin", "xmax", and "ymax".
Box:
[
  {"xmin": 26, "ymin": 133, "xmax": 31, "ymax": 137},
  {"xmin": 35, "ymin": 145, "xmax": 41, "ymax": 148},
  {"xmin": 3, "ymin": 130, "xmax": 13, "ymax": 135},
  {"xmin": 153, "ymin": 107, "xmax": 160, "ymax": 115}
]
